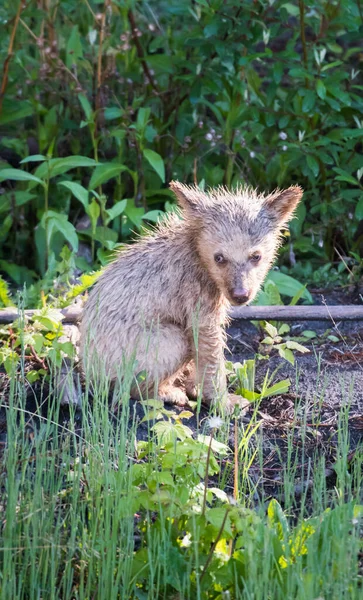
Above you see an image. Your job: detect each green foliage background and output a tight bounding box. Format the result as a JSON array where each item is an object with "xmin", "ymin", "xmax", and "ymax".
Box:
[{"xmin": 0, "ymin": 0, "xmax": 363, "ymax": 289}]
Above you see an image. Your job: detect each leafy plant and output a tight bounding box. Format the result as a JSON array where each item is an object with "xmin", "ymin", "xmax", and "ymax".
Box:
[{"xmin": 0, "ymin": 0, "xmax": 362, "ymax": 285}]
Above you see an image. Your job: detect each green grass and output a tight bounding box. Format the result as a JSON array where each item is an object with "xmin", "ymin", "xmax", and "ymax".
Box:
[{"xmin": 0, "ymin": 356, "xmax": 362, "ymax": 599}]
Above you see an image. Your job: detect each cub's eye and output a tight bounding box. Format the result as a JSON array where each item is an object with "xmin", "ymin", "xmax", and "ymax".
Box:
[
  {"xmin": 214, "ymin": 253, "xmax": 226, "ymax": 265},
  {"xmin": 250, "ymin": 252, "xmax": 262, "ymax": 263}
]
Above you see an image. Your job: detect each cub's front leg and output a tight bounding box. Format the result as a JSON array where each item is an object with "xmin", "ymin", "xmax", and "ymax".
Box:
[{"xmin": 190, "ymin": 324, "xmax": 227, "ymax": 406}]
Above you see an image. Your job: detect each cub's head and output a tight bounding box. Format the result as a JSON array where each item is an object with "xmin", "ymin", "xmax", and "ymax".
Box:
[{"xmin": 170, "ymin": 181, "xmax": 303, "ymax": 306}]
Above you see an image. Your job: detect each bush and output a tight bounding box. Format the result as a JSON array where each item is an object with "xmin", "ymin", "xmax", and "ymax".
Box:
[{"xmin": 0, "ymin": 0, "xmax": 362, "ymax": 284}]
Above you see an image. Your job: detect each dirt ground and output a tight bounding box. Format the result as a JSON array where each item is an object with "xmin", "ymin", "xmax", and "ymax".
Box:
[{"xmin": 1, "ymin": 288, "xmax": 363, "ymax": 507}]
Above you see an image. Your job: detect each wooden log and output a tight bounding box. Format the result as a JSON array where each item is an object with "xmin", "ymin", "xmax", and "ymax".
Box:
[
  {"xmin": 229, "ymin": 305, "xmax": 363, "ymax": 321},
  {"xmin": 0, "ymin": 305, "xmax": 83, "ymax": 324},
  {"xmin": 1, "ymin": 304, "xmax": 363, "ymax": 324}
]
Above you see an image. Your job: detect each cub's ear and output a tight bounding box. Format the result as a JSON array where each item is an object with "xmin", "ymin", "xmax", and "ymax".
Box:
[
  {"xmin": 169, "ymin": 181, "xmax": 208, "ymax": 213},
  {"xmin": 264, "ymin": 185, "xmax": 303, "ymax": 225}
]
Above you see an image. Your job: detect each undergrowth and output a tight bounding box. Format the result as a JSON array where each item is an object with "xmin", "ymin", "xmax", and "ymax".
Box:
[{"xmin": 0, "ymin": 346, "xmax": 362, "ymax": 599}]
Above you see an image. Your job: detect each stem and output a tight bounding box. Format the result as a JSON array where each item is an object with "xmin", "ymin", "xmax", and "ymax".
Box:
[
  {"xmin": 0, "ymin": 0, "xmax": 26, "ymax": 114},
  {"xmin": 200, "ymin": 508, "xmax": 230, "ymax": 583},
  {"xmin": 299, "ymin": 0, "xmax": 308, "ymax": 78},
  {"xmin": 234, "ymin": 417, "xmax": 238, "ymax": 501},
  {"xmin": 202, "ymin": 431, "xmax": 214, "ymax": 516},
  {"xmin": 95, "ymin": 1, "xmax": 111, "ymax": 125},
  {"xmin": 44, "ymin": 180, "xmax": 49, "ymax": 272}
]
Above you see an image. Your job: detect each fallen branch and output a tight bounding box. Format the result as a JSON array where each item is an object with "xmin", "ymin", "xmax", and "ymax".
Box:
[
  {"xmin": 1, "ymin": 304, "xmax": 363, "ymax": 325},
  {"xmin": 229, "ymin": 305, "xmax": 363, "ymax": 321}
]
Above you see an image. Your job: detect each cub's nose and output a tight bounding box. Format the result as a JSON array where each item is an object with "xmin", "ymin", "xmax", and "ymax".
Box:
[{"xmin": 230, "ymin": 288, "xmax": 251, "ymax": 305}]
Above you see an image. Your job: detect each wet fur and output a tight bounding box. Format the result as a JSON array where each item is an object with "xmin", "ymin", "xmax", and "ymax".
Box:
[{"xmin": 80, "ymin": 182, "xmax": 303, "ymax": 407}]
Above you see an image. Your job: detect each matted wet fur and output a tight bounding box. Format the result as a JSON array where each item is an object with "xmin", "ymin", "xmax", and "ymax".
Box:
[{"xmin": 80, "ymin": 182, "xmax": 303, "ymax": 409}]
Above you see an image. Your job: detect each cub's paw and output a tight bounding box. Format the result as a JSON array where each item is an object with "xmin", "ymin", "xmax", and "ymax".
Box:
[{"xmin": 159, "ymin": 385, "xmax": 190, "ymax": 407}]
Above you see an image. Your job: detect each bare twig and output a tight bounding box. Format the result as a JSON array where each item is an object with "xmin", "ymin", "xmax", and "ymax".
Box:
[
  {"xmin": 127, "ymin": 9, "xmax": 158, "ymax": 91},
  {"xmin": 0, "ymin": 0, "xmax": 27, "ymax": 114}
]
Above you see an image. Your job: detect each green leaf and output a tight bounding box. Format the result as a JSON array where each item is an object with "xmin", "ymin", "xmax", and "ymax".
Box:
[
  {"xmin": 0, "ymin": 168, "xmax": 45, "ymax": 187},
  {"xmin": 142, "ymin": 210, "xmax": 164, "ymax": 223},
  {"xmin": 267, "ymin": 271, "xmax": 312, "ymax": 303},
  {"xmin": 278, "ymin": 347, "xmax": 295, "ymax": 365},
  {"xmin": 290, "ymin": 285, "xmax": 309, "ymax": 306},
  {"xmin": 89, "ymin": 163, "xmax": 128, "ymax": 190},
  {"xmin": 307, "ymin": 155, "xmax": 319, "ymax": 177},
  {"xmin": 34, "ymin": 156, "xmax": 97, "ymax": 181},
  {"xmin": 0, "ymin": 191, "xmax": 36, "ymax": 212},
  {"xmin": 20, "ymin": 155, "xmax": 46, "ymax": 164},
  {"xmin": 104, "ymin": 107, "xmax": 124, "ymax": 120},
  {"xmin": 302, "ymin": 330, "xmax": 317, "ymax": 339},
  {"xmin": 285, "ymin": 340, "xmax": 310, "ymax": 353},
  {"xmin": 0, "ymin": 101, "xmax": 33, "ymax": 125},
  {"xmin": 88, "ymin": 199, "xmax": 100, "ymax": 231},
  {"xmin": 281, "ymin": 2, "xmax": 300, "ymax": 16},
  {"xmin": 264, "ymin": 322, "xmax": 278, "ymax": 338},
  {"xmin": 136, "ymin": 107, "xmax": 151, "ymax": 131},
  {"xmin": 316, "ymin": 79, "xmax": 326, "ymax": 100},
  {"xmin": 263, "ymin": 379, "xmax": 291, "ymax": 397},
  {"xmin": 333, "ymin": 170, "xmax": 359, "ymax": 186},
  {"xmin": 106, "ymin": 199, "xmax": 127, "ymax": 223},
  {"xmin": 0, "ymin": 276, "xmax": 14, "ymax": 307},
  {"xmin": 143, "ymin": 149, "xmax": 165, "ymax": 183},
  {"xmin": 58, "ymin": 181, "xmax": 89, "ymax": 210},
  {"xmin": 46, "ymin": 212, "xmax": 79, "ymax": 252},
  {"xmin": 302, "ymin": 90, "xmax": 316, "ymax": 113},
  {"xmin": 355, "ymin": 197, "xmax": 363, "ymax": 220},
  {"xmin": 66, "ymin": 26, "xmax": 83, "ymax": 68},
  {"xmin": 78, "ymin": 94, "xmax": 93, "ymax": 120}
]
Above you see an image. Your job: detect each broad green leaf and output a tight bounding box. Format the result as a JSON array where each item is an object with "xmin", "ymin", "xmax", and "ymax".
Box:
[
  {"xmin": 0, "ymin": 276, "xmax": 14, "ymax": 307},
  {"xmin": 20, "ymin": 155, "xmax": 46, "ymax": 164},
  {"xmin": 334, "ymin": 172, "xmax": 359, "ymax": 186},
  {"xmin": 125, "ymin": 200, "xmax": 145, "ymax": 228},
  {"xmin": 355, "ymin": 197, "xmax": 363, "ymax": 220},
  {"xmin": 66, "ymin": 26, "xmax": 83, "ymax": 68},
  {"xmin": 285, "ymin": 340, "xmax": 310, "ymax": 353},
  {"xmin": 206, "ymin": 508, "xmax": 233, "ymax": 536},
  {"xmin": 302, "ymin": 90, "xmax": 316, "ymax": 113},
  {"xmin": 316, "ymin": 79, "xmax": 326, "ymax": 100},
  {"xmin": 143, "ymin": 149, "xmax": 165, "ymax": 182},
  {"xmin": 263, "ymin": 379, "xmax": 291, "ymax": 397},
  {"xmin": 104, "ymin": 107, "xmax": 124, "ymax": 120},
  {"xmin": 197, "ymin": 435, "xmax": 229, "ymax": 455},
  {"xmin": 281, "ymin": 2, "xmax": 300, "ymax": 16},
  {"xmin": 78, "ymin": 94, "xmax": 93, "ymax": 120},
  {"xmin": 264, "ymin": 322, "xmax": 278, "ymax": 338},
  {"xmin": 307, "ymin": 155, "xmax": 319, "ymax": 177},
  {"xmin": 106, "ymin": 199, "xmax": 127, "ymax": 222},
  {"xmin": 0, "ymin": 168, "xmax": 45, "ymax": 187},
  {"xmin": 267, "ymin": 271, "xmax": 312, "ymax": 302},
  {"xmin": 0, "ymin": 101, "xmax": 33, "ymax": 125},
  {"xmin": 142, "ymin": 210, "xmax": 164, "ymax": 222},
  {"xmin": 302, "ymin": 330, "xmax": 317, "ymax": 339},
  {"xmin": 58, "ymin": 181, "xmax": 89, "ymax": 210},
  {"xmin": 46, "ymin": 212, "xmax": 79, "ymax": 251},
  {"xmin": 278, "ymin": 347, "xmax": 295, "ymax": 365},
  {"xmin": 89, "ymin": 163, "xmax": 128, "ymax": 190},
  {"xmin": 34, "ymin": 156, "xmax": 97, "ymax": 181},
  {"xmin": 0, "ymin": 191, "xmax": 36, "ymax": 212},
  {"xmin": 136, "ymin": 107, "xmax": 151, "ymax": 131}
]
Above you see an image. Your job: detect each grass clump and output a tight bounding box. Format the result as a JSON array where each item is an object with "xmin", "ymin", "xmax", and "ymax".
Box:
[{"xmin": 0, "ymin": 351, "xmax": 362, "ymax": 599}]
